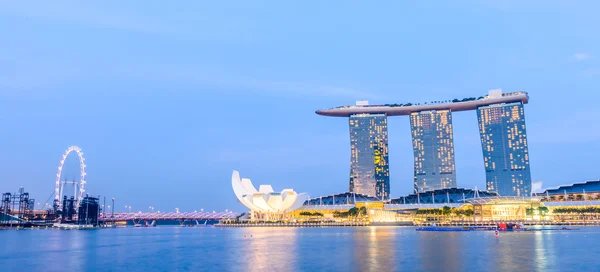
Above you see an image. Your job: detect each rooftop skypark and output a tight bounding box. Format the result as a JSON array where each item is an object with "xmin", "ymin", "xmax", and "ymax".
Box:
[{"xmin": 316, "ymin": 90, "xmax": 529, "ymax": 117}]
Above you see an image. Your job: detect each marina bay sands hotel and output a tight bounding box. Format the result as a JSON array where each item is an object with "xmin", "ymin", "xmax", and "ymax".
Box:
[{"xmin": 316, "ymin": 89, "xmax": 531, "ymax": 200}]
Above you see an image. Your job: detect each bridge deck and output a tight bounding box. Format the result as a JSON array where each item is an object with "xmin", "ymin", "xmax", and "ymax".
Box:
[{"xmin": 99, "ymin": 212, "xmax": 240, "ymax": 221}]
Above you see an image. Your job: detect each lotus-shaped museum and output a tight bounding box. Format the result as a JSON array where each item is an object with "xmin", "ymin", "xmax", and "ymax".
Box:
[{"xmin": 232, "ymin": 170, "xmax": 307, "ymax": 218}]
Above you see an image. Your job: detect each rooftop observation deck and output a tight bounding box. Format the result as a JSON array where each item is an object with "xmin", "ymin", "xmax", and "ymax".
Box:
[{"xmin": 316, "ymin": 91, "xmax": 529, "ymax": 117}]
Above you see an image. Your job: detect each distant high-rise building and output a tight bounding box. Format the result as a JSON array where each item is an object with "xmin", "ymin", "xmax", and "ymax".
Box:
[
  {"xmin": 349, "ymin": 113, "xmax": 390, "ymax": 200},
  {"xmin": 410, "ymin": 110, "xmax": 457, "ymax": 193},
  {"xmin": 477, "ymin": 102, "xmax": 531, "ymax": 196}
]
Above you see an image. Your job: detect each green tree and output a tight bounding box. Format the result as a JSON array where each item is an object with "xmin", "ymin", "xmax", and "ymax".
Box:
[
  {"xmin": 348, "ymin": 207, "xmax": 358, "ymax": 217},
  {"xmin": 526, "ymin": 208, "xmax": 535, "ymax": 216},
  {"xmin": 333, "ymin": 211, "xmax": 349, "ymax": 218},
  {"xmin": 537, "ymin": 206, "xmax": 549, "ymax": 216},
  {"xmin": 359, "ymin": 206, "xmax": 367, "ymax": 217},
  {"xmin": 442, "ymin": 206, "xmax": 451, "ymax": 216}
]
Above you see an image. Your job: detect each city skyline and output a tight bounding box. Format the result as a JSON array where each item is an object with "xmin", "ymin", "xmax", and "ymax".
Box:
[
  {"xmin": 1, "ymin": 1, "xmax": 600, "ymax": 211},
  {"xmin": 317, "ymin": 90, "xmax": 531, "ymax": 197}
]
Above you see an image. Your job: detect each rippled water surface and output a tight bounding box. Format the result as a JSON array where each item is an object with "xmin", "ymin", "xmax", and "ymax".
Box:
[{"xmin": 2, "ymin": 226, "xmax": 600, "ymax": 271}]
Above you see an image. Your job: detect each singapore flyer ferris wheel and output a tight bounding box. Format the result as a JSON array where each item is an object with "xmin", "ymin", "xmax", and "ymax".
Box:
[{"xmin": 54, "ymin": 146, "xmax": 87, "ymax": 209}]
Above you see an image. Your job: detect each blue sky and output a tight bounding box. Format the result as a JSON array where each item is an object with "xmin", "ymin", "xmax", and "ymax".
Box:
[{"xmin": 1, "ymin": 1, "xmax": 599, "ymax": 212}]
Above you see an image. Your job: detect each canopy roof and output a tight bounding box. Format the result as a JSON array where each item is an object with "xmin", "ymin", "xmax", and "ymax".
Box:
[{"xmin": 466, "ymin": 196, "xmax": 540, "ymax": 205}]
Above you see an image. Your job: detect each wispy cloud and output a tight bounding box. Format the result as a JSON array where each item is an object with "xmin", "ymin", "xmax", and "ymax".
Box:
[
  {"xmin": 1, "ymin": 2, "xmax": 160, "ymax": 34},
  {"xmin": 529, "ymin": 109, "xmax": 600, "ymax": 144},
  {"xmin": 0, "ymin": 58, "xmax": 377, "ymax": 99},
  {"xmin": 0, "ymin": 2, "xmax": 376, "ymax": 100},
  {"xmin": 0, "ymin": 1, "xmax": 256, "ymax": 42},
  {"xmin": 580, "ymin": 68, "xmax": 600, "ymax": 77},
  {"xmin": 213, "ymin": 139, "xmax": 344, "ymax": 170},
  {"xmin": 106, "ymin": 63, "xmax": 379, "ymax": 99},
  {"xmin": 245, "ymin": 80, "xmax": 379, "ymax": 100},
  {"xmin": 573, "ymin": 53, "xmax": 594, "ymax": 61}
]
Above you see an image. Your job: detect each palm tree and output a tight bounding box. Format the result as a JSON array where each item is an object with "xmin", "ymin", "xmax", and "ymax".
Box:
[{"xmin": 537, "ymin": 206, "xmax": 549, "ymax": 216}]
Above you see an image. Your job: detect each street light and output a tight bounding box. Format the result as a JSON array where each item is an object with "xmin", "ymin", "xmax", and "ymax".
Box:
[
  {"xmin": 111, "ymin": 198, "xmax": 115, "ymax": 226},
  {"xmin": 125, "ymin": 205, "xmax": 132, "ymax": 213}
]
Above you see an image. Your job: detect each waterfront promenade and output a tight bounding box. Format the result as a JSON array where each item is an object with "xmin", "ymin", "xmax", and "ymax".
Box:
[{"xmin": 216, "ymin": 221, "xmax": 371, "ymax": 227}]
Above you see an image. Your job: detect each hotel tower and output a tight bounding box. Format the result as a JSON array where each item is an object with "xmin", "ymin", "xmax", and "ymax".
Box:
[{"xmin": 316, "ymin": 89, "xmax": 532, "ymax": 197}]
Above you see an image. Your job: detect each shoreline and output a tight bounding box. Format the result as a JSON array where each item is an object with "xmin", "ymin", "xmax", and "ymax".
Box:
[
  {"xmin": 4, "ymin": 221, "xmax": 600, "ymax": 229},
  {"xmin": 216, "ymin": 221, "xmax": 600, "ymax": 228}
]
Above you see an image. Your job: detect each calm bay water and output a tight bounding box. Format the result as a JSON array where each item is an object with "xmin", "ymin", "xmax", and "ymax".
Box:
[{"xmin": 1, "ymin": 226, "xmax": 599, "ymax": 271}]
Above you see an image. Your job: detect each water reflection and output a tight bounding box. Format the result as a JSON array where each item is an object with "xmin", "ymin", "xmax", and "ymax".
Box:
[
  {"xmin": 1, "ymin": 226, "xmax": 599, "ymax": 271},
  {"xmin": 352, "ymin": 227, "xmax": 397, "ymax": 271},
  {"xmin": 492, "ymin": 232, "xmax": 524, "ymax": 270},
  {"xmin": 241, "ymin": 228, "xmax": 298, "ymax": 271},
  {"xmin": 533, "ymin": 231, "xmax": 556, "ymax": 271},
  {"xmin": 414, "ymin": 232, "xmax": 462, "ymax": 271}
]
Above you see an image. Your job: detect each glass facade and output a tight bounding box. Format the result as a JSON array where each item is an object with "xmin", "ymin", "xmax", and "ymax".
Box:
[
  {"xmin": 410, "ymin": 110, "xmax": 457, "ymax": 193},
  {"xmin": 477, "ymin": 102, "xmax": 531, "ymax": 196},
  {"xmin": 349, "ymin": 113, "xmax": 390, "ymax": 200}
]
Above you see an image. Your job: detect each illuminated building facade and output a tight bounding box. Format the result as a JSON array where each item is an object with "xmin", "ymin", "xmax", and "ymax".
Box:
[
  {"xmin": 410, "ymin": 110, "xmax": 457, "ymax": 192},
  {"xmin": 316, "ymin": 90, "xmax": 531, "ymax": 197},
  {"xmin": 231, "ymin": 170, "xmax": 308, "ymax": 220},
  {"xmin": 349, "ymin": 113, "xmax": 390, "ymax": 200},
  {"xmin": 477, "ymin": 102, "xmax": 531, "ymax": 196}
]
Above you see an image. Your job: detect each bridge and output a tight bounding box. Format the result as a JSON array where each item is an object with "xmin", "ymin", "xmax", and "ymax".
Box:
[
  {"xmin": 99, "ymin": 211, "xmax": 242, "ymax": 226},
  {"xmin": 0, "ymin": 211, "xmax": 26, "ymax": 225}
]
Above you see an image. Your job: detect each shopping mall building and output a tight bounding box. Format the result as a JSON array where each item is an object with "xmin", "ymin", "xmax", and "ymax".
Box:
[{"xmin": 232, "ymin": 170, "xmax": 600, "ymax": 225}]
